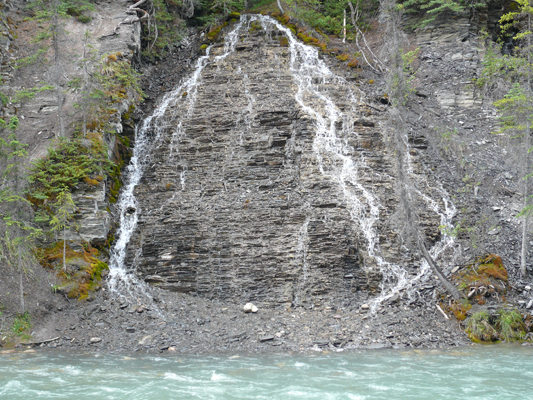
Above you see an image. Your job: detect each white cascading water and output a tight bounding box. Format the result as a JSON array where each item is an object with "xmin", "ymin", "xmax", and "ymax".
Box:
[
  {"xmin": 252, "ymin": 15, "xmax": 458, "ymax": 308},
  {"xmin": 251, "ymin": 15, "xmax": 411, "ymax": 307},
  {"xmin": 107, "ymin": 21, "xmax": 245, "ymax": 297},
  {"xmin": 108, "ymin": 14, "xmax": 457, "ymax": 308}
]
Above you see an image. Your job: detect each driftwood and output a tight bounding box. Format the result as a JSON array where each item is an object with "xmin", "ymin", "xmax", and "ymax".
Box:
[
  {"xmin": 418, "ymin": 236, "xmax": 463, "ymax": 300},
  {"xmin": 436, "ymin": 304, "xmax": 449, "ymax": 319},
  {"xmin": 22, "ymin": 337, "xmax": 60, "ymax": 346}
]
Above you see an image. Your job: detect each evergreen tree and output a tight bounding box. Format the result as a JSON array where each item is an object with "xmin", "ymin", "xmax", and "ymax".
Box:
[
  {"xmin": 49, "ymin": 190, "xmax": 76, "ymax": 271},
  {"xmin": 495, "ymin": 0, "xmax": 533, "ymax": 277},
  {"xmin": 0, "ymin": 132, "xmax": 42, "ymax": 313}
]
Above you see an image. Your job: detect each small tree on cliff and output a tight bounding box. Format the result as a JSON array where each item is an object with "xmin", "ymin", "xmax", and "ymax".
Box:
[
  {"xmin": 496, "ymin": 0, "xmax": 533, "ymax": 277},
  {"xmin": 380, "ymin": 0, "xmax": 462, "ymax": 299},
  {"xmin": 0, "ymin": 132, "xmax": 42, "ymax": 313},
  {"xmin": 50, "ymin": 190, "xmax": 76, "ymax": 271}
]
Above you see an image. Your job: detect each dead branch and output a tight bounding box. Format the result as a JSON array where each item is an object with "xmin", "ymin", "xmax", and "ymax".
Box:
[
  {"xmin": 418, "ymin": 236, "xmax": 463, "ymax": 300},
  {"xmin": 348, "ymin": 2, "xmax": 385, "ymax": 74},
  {"xmin": 102, "ymin": 0, "xmax": 151, "ymax": 38},
  {"xmin": 22, "ymin": 337, "xmax": 60, "ymax": 346},
  {"xmin": 436, "ymin": 304, "xmax": 449, "ymax": 319}
]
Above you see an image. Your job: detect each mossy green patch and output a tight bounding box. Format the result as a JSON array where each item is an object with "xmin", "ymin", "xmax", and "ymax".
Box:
[
  {"xmin": 455, "ymin": 254, "xmax": 508, "ymax": 301},
  {"xmin": 227, "ymin": 11, "xmax": 241, "ymax": 20},
  {"xmin": 336, "ymin": 54, "xmax": 349, "ymax": 62},
  {"xmin": 38, "ymin": 242, "xmax": 108, "ymax": 300},
  {"xmin": 466, "ymin": 309, "xmax": 527, "ymax": 343}
]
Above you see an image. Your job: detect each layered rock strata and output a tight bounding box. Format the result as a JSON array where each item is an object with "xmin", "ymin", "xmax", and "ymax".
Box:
[{"xmin": 124, "ymin": 18, "xmax": 447, "ymax": 308}]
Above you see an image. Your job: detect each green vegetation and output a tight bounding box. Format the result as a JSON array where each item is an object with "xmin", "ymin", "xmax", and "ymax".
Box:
[
  {"xmin": 28, "ymin": 137, "xmax": 114, "ymax": 210},
  {"xmin": 279, "ymin": 0, "xmax": 377, "ymax": 37},
  {"xmin": 497, "ymin": 309, "xmax": 526, "ymax": 341},
  {"xmin": 142, "ymin": 0, "xmax": 185, "ymax": 60},
  {"xmin": 466, "ymin": 311, "xmax": 499, "ymax": 342},
  {"xmin": 475, "ymin": 0, "xmax": 533, "ymax": 277},
  {"xmin": 25, "ymin": 0, "xmax": 95, "ymax": 22},
  {"xmin": 467, "ymin": 309, "xmax": 527, "ymax": 343},
  {"xmin": 0, "ymin": 132, "xmax": 43, "ymax": 314},
  {"xmin": 97, "ymin": 53, "xmax": 144, "ymax": 105},
  {"xmin": 12, "ymin": 85, "xmax": 55, "ymax": 107},
  {"xmin": 15, "ymin": 48, "xmax": 48, "ymax": 69},
  {"xmin": 401, "ymin": 0, "xmax": 487, "ymax": 28},
  {"xmin": 11, "ymin": 312, "xmax": 31, "ymax": 341},
  {"xmin": 49, "ymin": 191, "xmax": 76, "ymax": 271},
  {"xmin": 36, "ymin": 242, "xmax": 109, "ymax": 300}
]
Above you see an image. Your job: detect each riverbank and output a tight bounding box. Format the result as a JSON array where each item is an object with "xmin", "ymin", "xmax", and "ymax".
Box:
[{"xmin": 7, "ymin": 285, "xmax": 468, "ymax": 354}]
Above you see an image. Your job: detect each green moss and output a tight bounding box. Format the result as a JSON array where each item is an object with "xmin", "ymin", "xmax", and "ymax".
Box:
[
  {"xmin": 39, "ymin": 242, "xmax": 109, "ymax": 301},
  {"xmin": 108, "ymin": 164, "xmax": 123, "ymax": 204},
  {"xmin": 118, "ymin": 135, "xmax": 130, "ymax": 148},
  {"xmin": 249, "ymin": 21, "xmax": 262, "ymax": 34},
  {"xmin": 227, "ymin": 11, "xmax": 241, "ymax": 20},
  {"xmin": 200, "ymin": 44, "xmax": 208, "ymax": 50},
  {"xmin": 207, "ymin": 23, "xmax": 225, "ymax": 42},
  {"xmin": 336, "ymin": 54, "xmax": 349, "ymax": 62}
]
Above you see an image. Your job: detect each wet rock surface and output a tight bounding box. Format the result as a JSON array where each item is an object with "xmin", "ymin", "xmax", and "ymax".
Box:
[{"xmin": 124, "ymin": 17, "xmax": 446, "ymax": 312}]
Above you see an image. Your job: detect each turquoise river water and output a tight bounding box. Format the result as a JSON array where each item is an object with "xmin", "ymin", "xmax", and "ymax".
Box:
[{"xmin": 1, "ymin": 345, "xmax": 532, "ymax": 399}]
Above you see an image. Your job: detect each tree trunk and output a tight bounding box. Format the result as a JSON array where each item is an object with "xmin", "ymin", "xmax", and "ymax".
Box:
[
  {"xmin": 63, "ymin": 225, "xmax": 67, "ymax": 271},
  {"xmin": 18, "ymin": 248, "xmax": 24, "ymax": 314},
  {"xmin": 277, "ymin": 0, "xmax": 284, "ymax": 15},
  {"xmin": 382, "ymin": 0, "xmax": 462, "ymax": 300},
  {"xmin": 343, "ymin": 9, "xmax": 346, "ymax": 43},
  {"xmin": 348, "ymin": 1, "xmax": 357, "ymax": 27},
  {"xmin": 51, "ymin": 0, "xmax": 64, "ymax": 137},
  {"xmin": 417, "ymin": 237, "xmax": 462, "ymax": 300},
  {"xmin": 19, "ymin": 271, "xmax": 24, "ymax": 314}
]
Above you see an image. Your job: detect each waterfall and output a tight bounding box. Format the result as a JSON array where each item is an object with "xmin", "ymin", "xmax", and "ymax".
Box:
[
  {"xmin": 107, "ymin": 21, "xmax": 245, "ymax": 297},
  {"xmin": 108, "ymin": 14, "xmax": 457, "ymax": 308},
  {"xmin": 251, "ymin": 15, "xmax": 411, "ymax": 307},
  {"xmin": 252, "ymin": 15, "xmax": 458, "ymax": 308}
]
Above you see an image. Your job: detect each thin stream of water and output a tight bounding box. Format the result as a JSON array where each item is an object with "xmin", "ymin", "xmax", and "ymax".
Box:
[
  {"xmin": 108, "ymin": 19, "xmax": 250, "ymax": 298},
  {"xmin": 108, "ymin": 14, "xmax": 458, "ymax": 308}
]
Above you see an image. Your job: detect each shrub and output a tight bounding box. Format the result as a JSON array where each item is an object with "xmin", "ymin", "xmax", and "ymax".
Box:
[
  {"xmin": 496, "ymin": 310, "xmax": 526, "ymax": 341},
  {"xmin": 466, "ymin": 311, "xmax": 498, "ymax": 342}
]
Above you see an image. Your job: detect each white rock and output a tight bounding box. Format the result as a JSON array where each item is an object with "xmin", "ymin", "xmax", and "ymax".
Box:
[
  {"xmin": 90, "ymin": 337, "xmax": 102, "ymax": 343},
  {"xmin": 167, "ymin": 347, "xmax": 176, "ymax": 352},
  {"xmin": 361, "ymin": 304, "xmax": 369, "ymax": 310},
  {"xmin": 244, "ymin": 303, "xmax": 258, "ymax": 313},
  {"xmin": 525, "ymin": 286, "xmax": 531, "ymax": 291}
]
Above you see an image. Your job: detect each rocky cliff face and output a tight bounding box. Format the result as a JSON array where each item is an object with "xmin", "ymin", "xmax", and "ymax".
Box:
[
  {"xmin": 1, "ymin": 0, "xmax": 142, "ymax": 249},
  {"xmin": 118, "ymin": 16, "xmax": 455, "ymax": 310}
]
